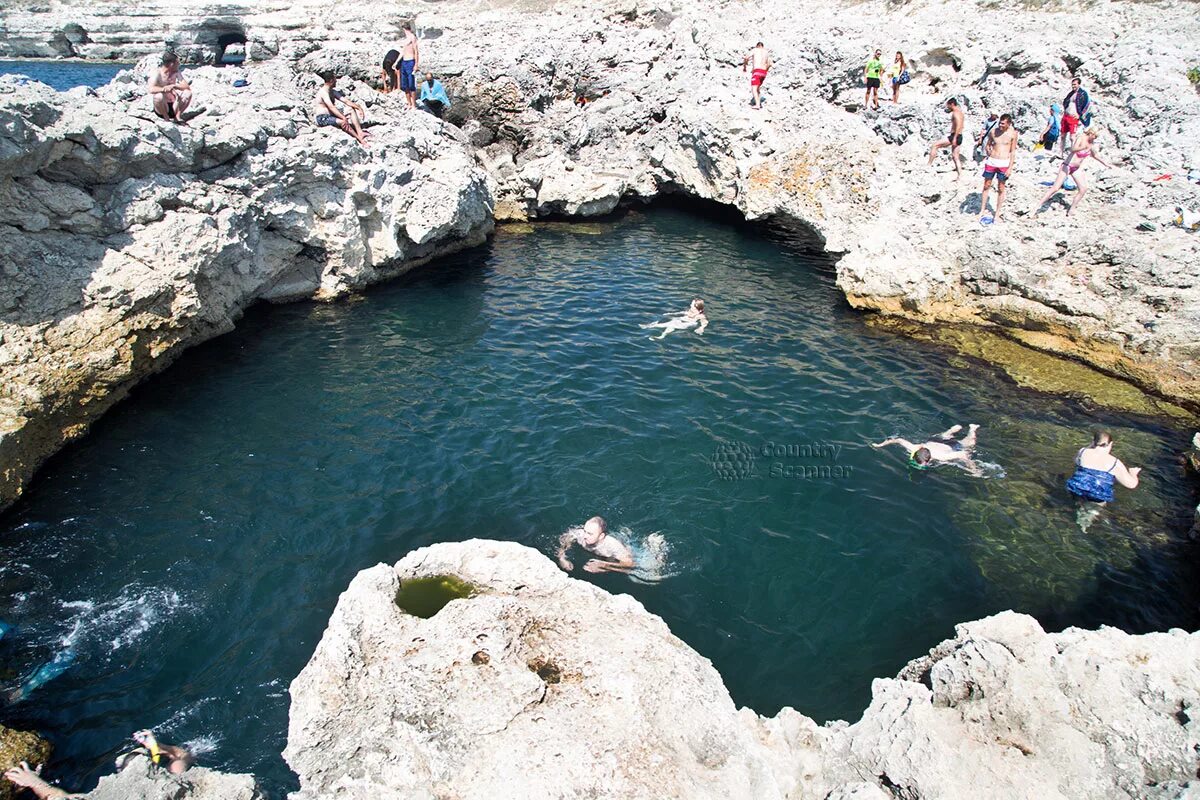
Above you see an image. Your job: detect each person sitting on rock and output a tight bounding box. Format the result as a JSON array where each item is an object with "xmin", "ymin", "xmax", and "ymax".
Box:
[
  {"xmin": 147, "ymin": 51, "xmax": 192, "ymax": 124},
  {"xmin": 418, "ymin": 72, "xmax": 451, "ymax": 117},
  {"xmin": 4, "ymin": 761, "xmax": 80, "ymax": 799},
  {"xmin": 556, "ymin": 516, "xmax": 635, "ymax": 574},
  {"xmin": 640, "ymin": 298, "xmax": 708, "ymax": 339},
  {"xmin": 313, "ymin": 73, "xmax": 370, "ymax": 147},
  {"xmin": 872, "ymin": 424, "xmax": 981, "ymax": 471}
]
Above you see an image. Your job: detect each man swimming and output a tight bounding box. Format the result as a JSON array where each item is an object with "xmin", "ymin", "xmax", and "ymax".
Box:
[
  {"xmin": 640, "ymin": 298, "xmax": 708, "ymax": 339},
  {"xmin": 741, "ymin": 42, "xmax": 772, "ymax": 110},
  {"xmin": 872, "ymin": 424, "xmax": 981, "ymax": 471},
  {"xmin": 147, "ymin": 51, "xmax": 192, "ymax": 124},
  {"xmin": 556, "ymin": 516, "xmax": 635, "ymax": 574}
]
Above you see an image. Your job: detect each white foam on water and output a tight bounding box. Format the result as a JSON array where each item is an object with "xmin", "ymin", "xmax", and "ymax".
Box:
[
  {"xmin": 181, "ymin": 734, "xmax": 221, "ymax": 757},
  {"xmin": 57, "ymin": 584, "xmax": 194, "ymax": 660},
  {"xmin": 622, "ymin": 529, "xmax": 682, "ymax": 584}
]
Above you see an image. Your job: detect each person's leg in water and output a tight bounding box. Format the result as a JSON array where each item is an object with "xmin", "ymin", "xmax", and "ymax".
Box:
[
  {"xmin": 652, "ymin": 319, "xmax": 694, "ymax": 339},
  {"xmin": 959, "ymin": 423, "xmax": 979, "ymax": 450},
  {"xmin": 8, "ymin": 648, "xmax": 76, "ymax": 703},
  {"xmin": 935, "ymin": 424, "xmax": 963, "ymax": 440},
  {"xmin": 1076, "ymin": 501, "xmax": 1103, "ymax": 532}
]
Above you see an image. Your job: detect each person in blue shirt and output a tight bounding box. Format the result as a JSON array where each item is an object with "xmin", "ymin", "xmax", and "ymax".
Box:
[
  {"xmin": 1038, "ymin": 103, "xmax": 1062, "ymax": 151},
  {"xmin": 418, "ymin": 72, "xmax": 452, "ymax": 118}
]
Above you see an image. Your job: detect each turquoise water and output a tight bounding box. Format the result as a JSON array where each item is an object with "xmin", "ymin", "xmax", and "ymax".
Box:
[
  {"xmin": 0, "ymin": 60, "xmax": 128, "ymax": 91},
  {"xmin": 0, "ymin": 208, "xmax": 1196, "ymax": 794}
]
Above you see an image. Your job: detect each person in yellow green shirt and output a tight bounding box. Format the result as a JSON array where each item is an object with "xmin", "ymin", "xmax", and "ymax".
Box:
[{"xmin": 863, "ymin": 49, "xmax": 884, "ymax": 110}]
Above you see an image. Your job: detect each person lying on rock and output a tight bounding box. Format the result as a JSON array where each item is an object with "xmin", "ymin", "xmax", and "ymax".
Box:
[
  {"xmin": 4, "ymin": 761, "xmax": 81, "ymax": 799},
  {"xmin": 418, "ymin": 72, "xmax": 451, "ymax": 117},
  {"xmin": 640, "ymin": 298, "xmax": 708, "ymax": 339},
  {"xmin": 873, "ymin": 424, "xmax": 981, "ymax": 472},
  {"xmin": 313, "ymin": 73, "xmax": 371, "ymax": 147},
  {"xmin": 556, "ymin": 516, "xmax": 635, "ymax": 574},
  {"xmin": 147, "ymin": 51, "xmax": 192, "ymax": 124}
]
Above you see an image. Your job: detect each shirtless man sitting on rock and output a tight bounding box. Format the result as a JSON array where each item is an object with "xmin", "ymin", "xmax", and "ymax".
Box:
[
  {"xmin": 313, "ymin": 73, "xmax": 370, "ymax": 146},
  {"xmin": 147, "ymin": 51, "xmax": 192, "ymax": 124},
  {"xmin": 556, "ymin": 516, "xmax": 635, "ymax": 574}
]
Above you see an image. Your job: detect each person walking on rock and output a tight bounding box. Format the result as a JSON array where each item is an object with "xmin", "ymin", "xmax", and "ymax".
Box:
[
  {"xmin": 1033, "ymin": 128, "xmax": 1111, "ymax": 217},
  {"xmin": 978, "ymin": 113, "xmax": 1018, "ymax": 224},
  {"xmin": 147, "ymin": 51, "xmax": 192, "ymax": 124},
  {"xmin": 863, "ymin": 49, "xmax": 884, "ymax": 110},
  {"xmin": 399, "ymin": 22, "xmax": 420, "ymax": 110},
  {"xmin": 1059, "ymin": 77, "xmax": 1091, "ymax": 158},
  {"xmin": 742, "ymin": 42, "xmax": 772, "ymax": 110},
  {"xmin": 927, "ymin": 97, "xmax": 965, "ymax": 180}
]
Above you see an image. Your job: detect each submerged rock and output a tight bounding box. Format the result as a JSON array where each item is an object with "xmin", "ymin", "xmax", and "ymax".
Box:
[{"xmin": 287, "ymin": 539, "xmax": 1200, "ymax": 799}]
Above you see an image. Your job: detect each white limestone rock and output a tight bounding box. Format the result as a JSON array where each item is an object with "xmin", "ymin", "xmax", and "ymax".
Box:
[{"xmin": 286, "ymin": 540, "xmax": 1200, "ymax": 800}]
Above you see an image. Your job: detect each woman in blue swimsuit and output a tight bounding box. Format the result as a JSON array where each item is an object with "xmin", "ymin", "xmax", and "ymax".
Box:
[{"xmin": 1066, "ymin": 430, "xmax": 1140, "ymax": 506}]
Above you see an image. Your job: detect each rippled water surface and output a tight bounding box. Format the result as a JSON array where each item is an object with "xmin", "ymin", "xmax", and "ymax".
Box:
[
  {"xmin": 0, "ymin": 59, "xmax": 128, "ymax": 91},
  {"xmin": 1, "ymin": 209, "xmax": 1197, "ymax": 794}
]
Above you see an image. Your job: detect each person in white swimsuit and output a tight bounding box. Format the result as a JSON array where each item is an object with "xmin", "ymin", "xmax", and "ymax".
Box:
[{"xmin": 640, "ymin": 298, "xmax": 709, "ymax": 339}]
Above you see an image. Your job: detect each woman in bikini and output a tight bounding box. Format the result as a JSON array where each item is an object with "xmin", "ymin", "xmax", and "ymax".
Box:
[{"xmin": 1033, "ymin": 129, "xmax": 1110, "ymax": 217}]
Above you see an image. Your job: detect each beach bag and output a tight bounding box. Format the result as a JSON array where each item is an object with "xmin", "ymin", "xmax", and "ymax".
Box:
[{"xmin": 897, "ymin": 70, "xmax": 911, "ymax": 85}]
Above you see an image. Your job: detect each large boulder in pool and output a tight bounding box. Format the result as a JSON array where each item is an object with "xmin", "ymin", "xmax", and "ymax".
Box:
[{"xmin": 286, "ymin": 539, "xmax": 1200, "ymax": 800}]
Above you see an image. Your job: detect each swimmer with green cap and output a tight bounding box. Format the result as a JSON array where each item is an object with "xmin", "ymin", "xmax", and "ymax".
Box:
[{"xmin": 872, "ymin": 424, "xmax": 981, "ymax": 472}]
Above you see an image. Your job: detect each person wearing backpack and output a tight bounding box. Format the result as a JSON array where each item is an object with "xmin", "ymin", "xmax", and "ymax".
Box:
[
  {"xmin": 1037, "ymin": 103, "xmax": 1063, "ymax": 153},
  {"xmin": 888, "ymin": 51, "xmax": 910, "ymax": 104}
]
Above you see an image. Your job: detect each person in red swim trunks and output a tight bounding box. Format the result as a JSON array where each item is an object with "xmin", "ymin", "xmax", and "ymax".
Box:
[{"xmin": 742, "ymin": 41, "xmax": 773, "ymax": 110}]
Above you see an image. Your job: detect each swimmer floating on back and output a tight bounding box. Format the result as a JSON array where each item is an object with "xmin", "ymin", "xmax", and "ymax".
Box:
[
  {"xmin": 640, "ymin": 298, "xmax": 708, "ymax": 339},
  {"xmin": 872, "ymin": 424, "xmax": 983, "ymax": 474},
  {"xmin": 556, "ymin": 516, "xmax": 635, "ymax": 574}
]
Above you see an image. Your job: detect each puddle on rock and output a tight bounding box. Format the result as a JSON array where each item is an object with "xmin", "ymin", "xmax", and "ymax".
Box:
[{"xmin": 395, "ymin": 575, "xmax": 477, "ymax": 618}]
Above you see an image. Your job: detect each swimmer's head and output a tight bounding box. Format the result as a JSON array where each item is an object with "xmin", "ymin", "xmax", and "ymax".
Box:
[
  {"xmin": 692, "ymin": 298, "xmax": 705, "ymax": 312},
  {"xmin": 912, "ymin": 447, "xmax": 933, "ymax": 466},
  {"xmin": 1092, "ymin": 430, "xmax": 1113, "ymax": 448},
  {"xmin": 583, "ymin": 516, "xmax": 607, "ymax": 545}
]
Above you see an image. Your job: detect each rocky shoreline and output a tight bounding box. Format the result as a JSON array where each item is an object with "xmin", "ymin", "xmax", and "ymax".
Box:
[
  {"xmin": 2, "ymin": 0, "xmax": 1200, "ymax": 797},
  {"xmin": 4, "ymin": 0, "xmax": 1200, "ymax": 511},
  {"xmin": 282, "ymin": 539, "xmax": 1200, "ymax": 800}
]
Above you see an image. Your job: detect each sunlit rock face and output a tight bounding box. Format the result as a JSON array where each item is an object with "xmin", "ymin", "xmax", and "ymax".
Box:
[{"xmin": 286, "ymin": 539, "xmax": 1200, "ymax": 800}]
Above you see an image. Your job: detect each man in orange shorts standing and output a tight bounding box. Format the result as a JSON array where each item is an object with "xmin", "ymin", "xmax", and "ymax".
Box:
[{"xmin": 742, "ymin": 41, "xmax": 773, "ymax": 110}]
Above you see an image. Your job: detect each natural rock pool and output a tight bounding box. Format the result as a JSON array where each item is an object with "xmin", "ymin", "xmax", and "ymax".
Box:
[{"xmin": 1, "ymin": 208, "xmax": 1196, "ymax": 794}]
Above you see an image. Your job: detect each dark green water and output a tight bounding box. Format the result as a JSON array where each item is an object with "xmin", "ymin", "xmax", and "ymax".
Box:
[{"xmin": 0, "ymin": 208, "xmax": 1196, "ymax": 794}]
